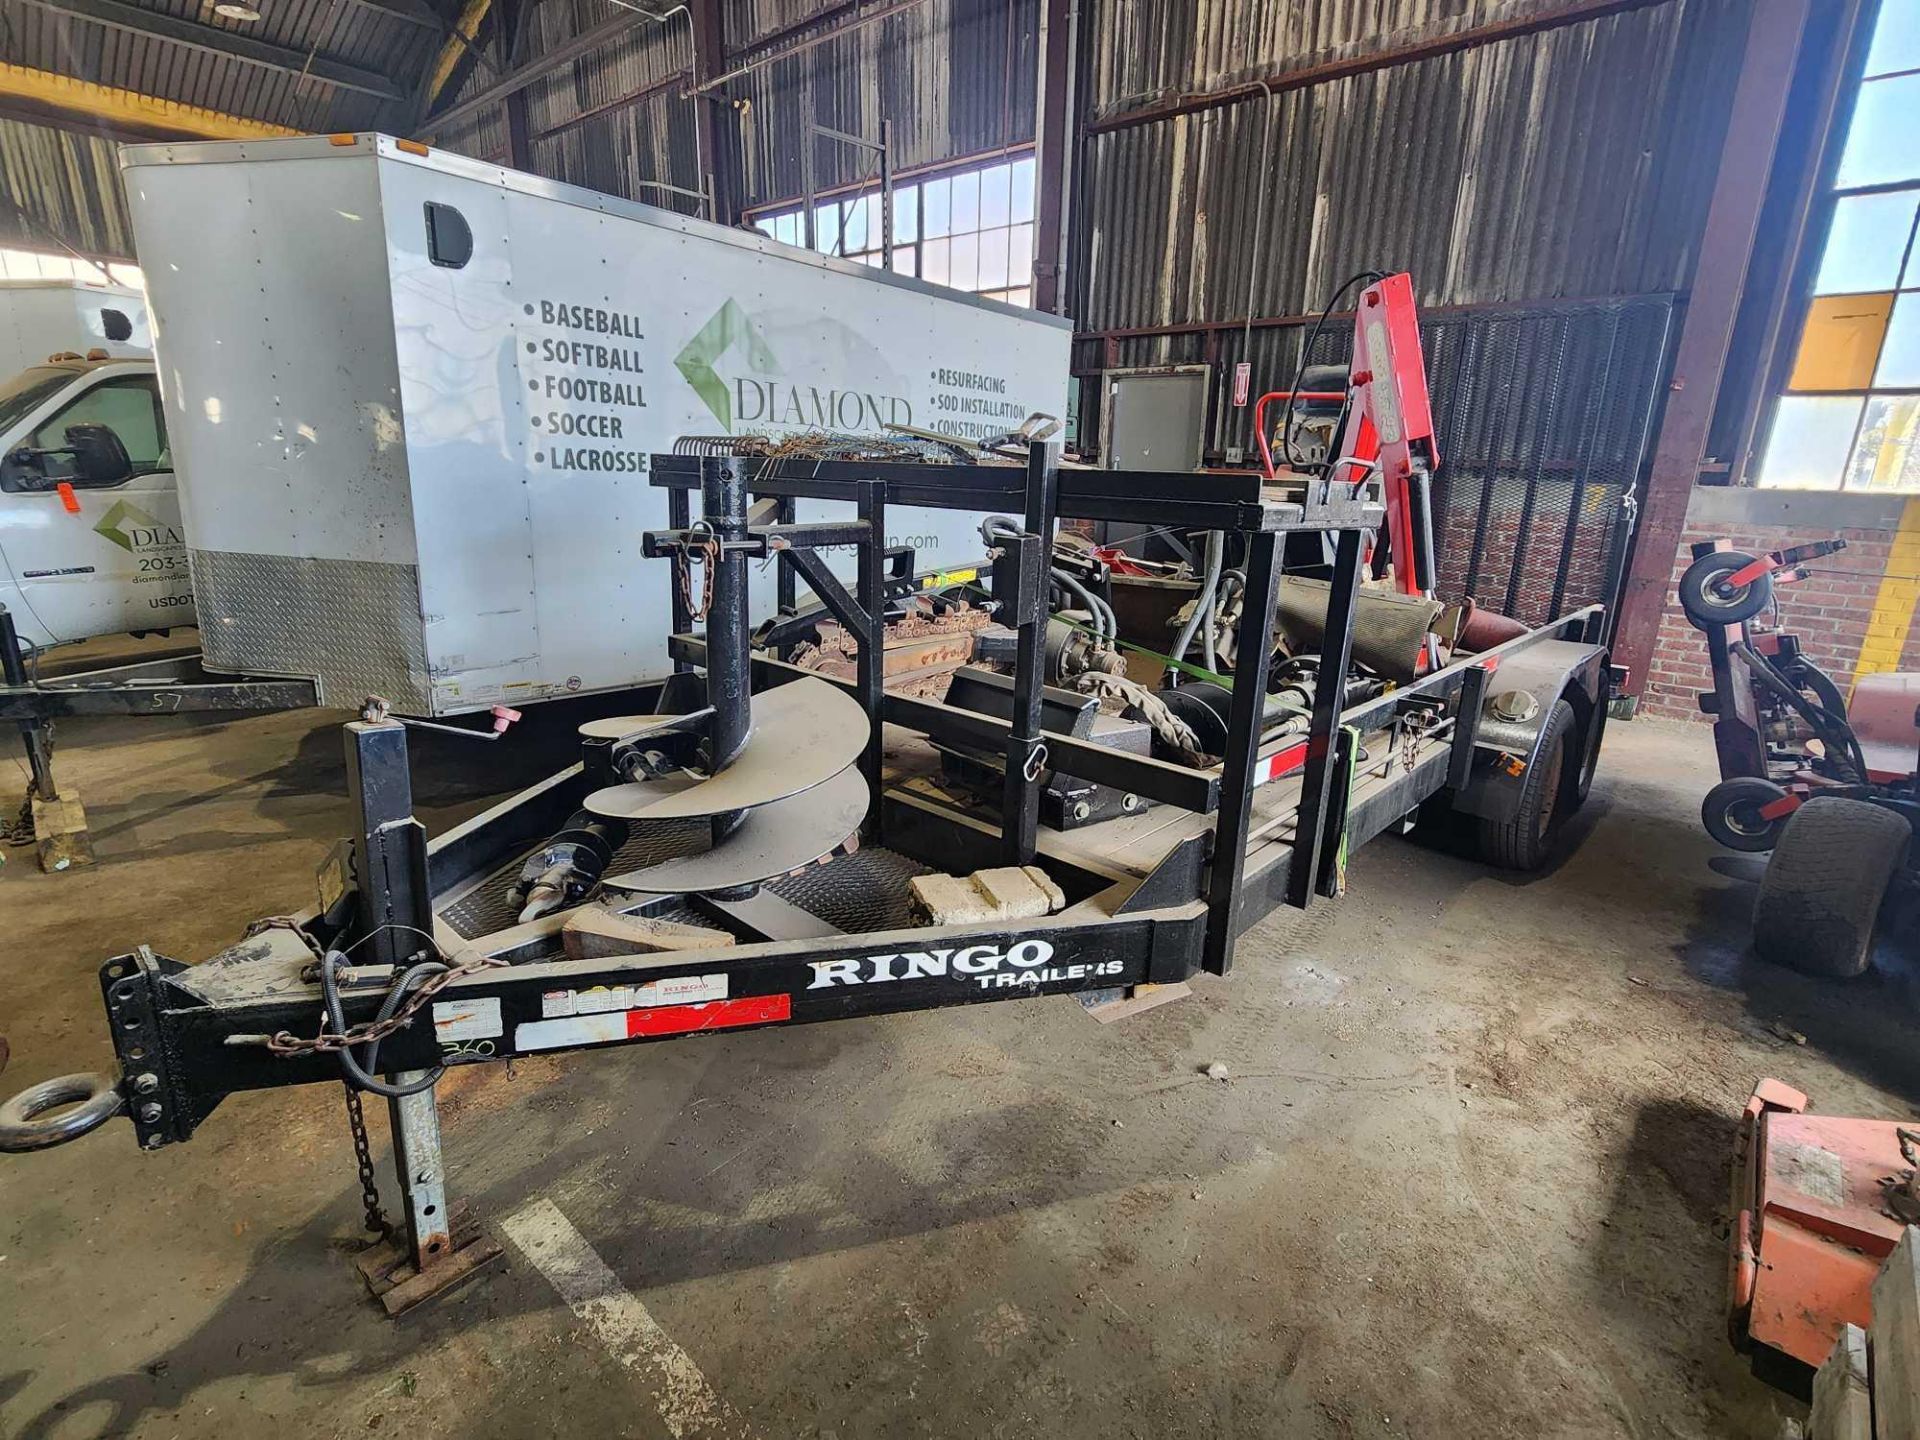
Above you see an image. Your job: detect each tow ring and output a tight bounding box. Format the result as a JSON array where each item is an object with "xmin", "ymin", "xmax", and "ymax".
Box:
[{"xmin": 0, "ymin": 1073, "xmax": 125, "ymax": 1151}]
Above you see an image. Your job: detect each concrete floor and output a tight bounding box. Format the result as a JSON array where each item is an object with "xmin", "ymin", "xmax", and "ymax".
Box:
[{"xmin": 3, "ymin": 662, "xmax": 1915, "ymax": 1439}]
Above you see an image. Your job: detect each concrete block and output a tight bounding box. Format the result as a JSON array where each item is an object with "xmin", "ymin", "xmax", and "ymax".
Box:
[{"xmin": 910, "ymin": 865, "xmax": 1067, "ymax": 925}]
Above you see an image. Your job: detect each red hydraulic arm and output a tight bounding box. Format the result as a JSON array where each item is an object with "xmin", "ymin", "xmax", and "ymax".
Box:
[{"xmin": 1252, "ymin": 272, "xmax": 1440, "ymax": 598}]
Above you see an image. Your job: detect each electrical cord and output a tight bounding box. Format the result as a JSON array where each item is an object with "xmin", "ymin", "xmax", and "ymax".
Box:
[
  {"xmin": 1280, "ymin": 270, "xmax": 1388, "ymax": 471},
  {"xmin": 321, "ymin": 948, "xmax": 447, "ymax": 1098}
]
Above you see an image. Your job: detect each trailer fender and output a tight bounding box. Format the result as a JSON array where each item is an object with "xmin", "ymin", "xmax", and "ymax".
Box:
[{"xmin": 1449, "ymin": 639, "xmax": 1608, "ymax": 823}]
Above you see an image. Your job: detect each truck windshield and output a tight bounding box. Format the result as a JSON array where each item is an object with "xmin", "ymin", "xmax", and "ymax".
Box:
[{"xmin": 0, "ymin": 368, "xmax": 73, "ymax": 436}]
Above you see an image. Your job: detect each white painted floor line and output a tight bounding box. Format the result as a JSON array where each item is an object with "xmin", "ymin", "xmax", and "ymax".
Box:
[{"xmin": 502, "ymin": 1198, "xmax": 751, "ymax": 1439}]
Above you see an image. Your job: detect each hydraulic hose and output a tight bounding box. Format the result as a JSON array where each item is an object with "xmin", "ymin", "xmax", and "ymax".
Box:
[
  {"xmin": 1171, "ymin": 528, "xmax": 1224, "ymax": 680},
  {"xmin": 322, "ymin": 949, "xmax": 447, "ymax": 1098},
  {"xmin": 1733, "ymin": 641, "xmax": 1869, "ymax": 784}
]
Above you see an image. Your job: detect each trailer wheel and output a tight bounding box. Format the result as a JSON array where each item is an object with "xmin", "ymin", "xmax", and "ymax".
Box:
[
  {"xmin": 1754, "ymin": 797, "xmax": 1911, "ymax": 978},
  {"xmin": 1702, "ymin": 777, "xmax": 1791, "ymax": 852},
  {"xmin": 1679, "ymin": 551, "xmax": 1773, "ymax": 630},
  {"xmin": 1477, "ymin": 699, "xmax": 1575, "ymax": 871},
  {"xmin": 1571, "ymin": 691, "xmax": 1608, "ymax": 810}
]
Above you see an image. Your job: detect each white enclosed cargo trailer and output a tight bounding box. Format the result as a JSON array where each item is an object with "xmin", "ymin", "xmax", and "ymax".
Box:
[{"xmin": 121, "ymin": 134, "xmax": 1071, "ymax": 716}]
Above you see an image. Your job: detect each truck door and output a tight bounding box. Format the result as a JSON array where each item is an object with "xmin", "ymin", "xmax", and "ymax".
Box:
[{"xmin": 0, "ymin": 370, "xmax": 191, "ymax": 643}]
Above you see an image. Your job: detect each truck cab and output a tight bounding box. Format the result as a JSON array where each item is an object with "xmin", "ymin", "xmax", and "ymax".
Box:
[{"xmin": 0, "ymin": 356, "xmax": 192, "ymax": 648}]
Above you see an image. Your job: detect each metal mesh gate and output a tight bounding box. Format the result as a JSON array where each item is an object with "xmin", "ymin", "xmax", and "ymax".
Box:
[{"xmin": 1308, "ymin": 296, "xmax": 1676, "ymax": 627}]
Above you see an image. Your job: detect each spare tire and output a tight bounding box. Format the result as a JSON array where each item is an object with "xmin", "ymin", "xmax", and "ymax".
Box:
[{"xmin": 1754, "ymin": 797, "xmax": 1911, "ymax": 978}]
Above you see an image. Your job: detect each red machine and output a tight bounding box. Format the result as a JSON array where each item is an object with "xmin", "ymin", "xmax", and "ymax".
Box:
[{"xmin": 1251, "ymin": 271, "xmax": 1441, "ymax": 601}]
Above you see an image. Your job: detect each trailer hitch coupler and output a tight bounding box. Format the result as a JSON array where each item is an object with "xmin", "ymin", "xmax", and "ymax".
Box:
[{"xmin": 0, "ymin": 1072, "xmax": 125, "ymax": 1151}]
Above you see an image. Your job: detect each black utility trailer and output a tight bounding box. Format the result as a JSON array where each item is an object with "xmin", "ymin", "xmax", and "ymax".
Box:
[{"xmin": 0, "ymin": 442, "xmax": 1609, "ymax": 1313}]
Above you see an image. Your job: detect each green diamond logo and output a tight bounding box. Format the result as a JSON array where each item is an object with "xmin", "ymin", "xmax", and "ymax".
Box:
[
  {"xmin": 675, "ymin": 299, "xmax": 776, "ymax": 431},
  {"xmin": 93, "ymin": 499, "xmax": 162, "ymax": 553}
]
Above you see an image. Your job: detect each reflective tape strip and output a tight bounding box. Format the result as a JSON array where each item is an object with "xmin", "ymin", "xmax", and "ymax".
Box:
[{"xmin": 514, "ymin": 994, "xmax": 791, "ymax": 1052}]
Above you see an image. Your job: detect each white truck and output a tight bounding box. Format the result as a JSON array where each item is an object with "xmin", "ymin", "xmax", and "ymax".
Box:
[
  {"xmin": 0, "ymin": 280, "xmax": 193, "ymax": 649},
  {"xmin": 120, "ymin": 133, "xmax": 1071, "ymax": 715}
]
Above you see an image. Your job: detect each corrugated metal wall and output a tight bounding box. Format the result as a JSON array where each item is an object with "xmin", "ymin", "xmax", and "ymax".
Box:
[
  {"xmin": 0, "ymin": 116, "xmax": 132, "ymax": 256},
  {"xmin": 435, "ymin": 0, "xmax": 1036, "ymax": 215},
  {"xmin": 1075, "ymin": 0, "xmax": 1746, "ymax": 341},
  {"xmin": 731, "ymin": 0, "xmax": 1036, "ymax": 206}
]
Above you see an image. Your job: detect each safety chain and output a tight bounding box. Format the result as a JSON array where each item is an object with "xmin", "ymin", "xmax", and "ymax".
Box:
[
  {"xmin": 264, "ymin": 948, "xmax": 509, "ymax": 1057},
  {"xmin": 1, "ymin": 782, "xmax": 35, "ymax": 848},
  {"xmin": 676, "ymin": 521, "xmax": 720, "ymax": 623},
  {"xmin": 342, "ymin": 1082, "xmax": 394, "ymax": 1241}
]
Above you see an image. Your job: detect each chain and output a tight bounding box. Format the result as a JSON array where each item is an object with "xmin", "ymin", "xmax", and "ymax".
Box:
[
  {"xmin": 1, "ymin": 782, "xmax": 35, "ymax": 848},
  {"xmin": 676, "ymin": 522, "xmax": 720, "ymax": 623},
  {"xmin": 342, "ymin": 1082, "xmax": 393, "ymax": 1242},
  {"xmin": 263, "ymin": 947, "xmax": 509, "ymax": 1057}
]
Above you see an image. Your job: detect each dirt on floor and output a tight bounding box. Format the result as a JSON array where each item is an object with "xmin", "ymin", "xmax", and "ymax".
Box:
[{"xmin": 1, "ymin": 656, "xmax": 1914, "ymax": 1439}]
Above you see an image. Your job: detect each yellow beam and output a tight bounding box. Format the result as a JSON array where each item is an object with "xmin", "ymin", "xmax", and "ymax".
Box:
[
  {"xmin": 425, "ymin": 0, "xmax": 493, "ymax": 109},
  {"xmin": 0, "ymin": 63, "xmax": 298, "ymax": 141},
  {"xmin": 1852, "ymin": 495, "xmax": 1920, "ymax": 688}
]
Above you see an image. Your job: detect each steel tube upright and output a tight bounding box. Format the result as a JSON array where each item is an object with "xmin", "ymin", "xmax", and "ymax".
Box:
[{"xmin": 702, "ymin": 457, "xmax": 753, "ymax": 843}]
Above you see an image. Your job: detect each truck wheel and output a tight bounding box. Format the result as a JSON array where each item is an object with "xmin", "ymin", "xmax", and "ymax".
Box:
[
  {"xmin": 1702, "ymin": 777, "xmax": 1791, "ymax": 852},
  {"xmin": 1679, "ymin": 551, "xmax": 1773, "ymax": 630},
  {"xmin": 1754, "ymin": 798, "xmax": 1911, "ymax": 978},
  {"xmin": 1477, "ymin": 699, "xmax": 1575, "ymax": 871}
]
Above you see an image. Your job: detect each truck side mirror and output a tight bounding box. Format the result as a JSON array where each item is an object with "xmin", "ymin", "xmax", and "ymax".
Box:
[{"xmin": 63, "ymin": 423, "xmax": 132, "ymax": 487}]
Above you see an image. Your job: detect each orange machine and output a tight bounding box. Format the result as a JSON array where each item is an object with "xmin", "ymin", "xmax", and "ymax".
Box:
[{"xmin": 1729, "ymin": 1079, "xmax": 1920, "ymax": 1377}]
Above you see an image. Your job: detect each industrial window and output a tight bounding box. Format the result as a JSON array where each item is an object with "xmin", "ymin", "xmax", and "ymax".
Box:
[
  {"xmin": 749, "ymin": 154, "xmax": 1037, "ymax": 308},
  {"xmin": 1757, "ymin": 0, "xmax": 1920, "ymax": 490},
  {"xmin": 0, "ymin": 246, "xmax": 144, "ymax": 291}
]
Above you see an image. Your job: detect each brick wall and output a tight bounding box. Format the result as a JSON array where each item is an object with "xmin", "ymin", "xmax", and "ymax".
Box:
[{"xmin": 1636, "ymin": 489, "xmax": 1920, "ymax": 721}]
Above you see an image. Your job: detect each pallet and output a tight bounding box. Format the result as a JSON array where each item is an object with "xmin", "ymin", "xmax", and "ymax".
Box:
[{"xmin": 1809, "ymin": 1227, "xmax": 1920, "ymax": 1440}]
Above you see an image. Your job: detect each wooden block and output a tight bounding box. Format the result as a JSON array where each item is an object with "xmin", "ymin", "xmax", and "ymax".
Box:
[
  {"xmin": 1811, "ymin": 1323, "xmax": 1872, "ymax": 1440},
  {"xmin": 31, "ymin": 792, "xmax": 93, "ymax": 872},
  {"xmin": 560, "ymin": 906, "xmax": 734, "ymax": 960},
  {"xmin": 1872, "ymin": 1226, "xmax": 1920, "ymax": 1440},
  {"xmin": 1081, "ymin": 981, "xmax": 1192, "ymax": 1025},
  {"xmin": 909, "ymin": 872, "xmax": 994, "ymax": 924}
]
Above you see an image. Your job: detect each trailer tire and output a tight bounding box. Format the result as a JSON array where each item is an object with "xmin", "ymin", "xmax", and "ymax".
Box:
[
  {"xmin": 1477, "ymin": 699, "xmax": 1575, "ymax": 871},
  {"xmin": 1754, "ymin": 798, "xmax": 1911, "ymax": 978},
  {"xmin": 1571, "ymin": 690, "xmax": 1608, "ymax": 810},
  {"xmin": 1679, "ymin": 551, "xmax": 1773, "ymax": 630},
  {"xmin": 1702, "ymin": 777, "xmax": 1791, "ymax": 852}
]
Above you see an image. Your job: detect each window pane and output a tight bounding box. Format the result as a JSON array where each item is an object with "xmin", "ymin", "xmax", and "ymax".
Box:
[
  {"xmin": 890, "ymin": 246, "xmax": 917, "ymax": 278},
  {"xmin": 1877, "ymin": 292, "xmax": 1920, "ymax": 385},
  {"xmin": 1008, "ymin": 222, "xmax": 1034, "ymax": 287},
  {"xmin": 840, "ymin": 197, "xmax": 869, "ymax": 253},
  {"xmin": 1012, "ymin": 155, "xmax": 1036, "ymax": 225},
  {"xmin": 1844, "ymin": 395, "xmax": 1920, "ymax": 491},
  {"xmin": 980, "ymin": 163, "xmax": 1012, "ymax": 229},
  {"xmin": 1866, "ymin": 0, "xmax": 1920, "ymax": 78},
  {"xmin": 922, "ymin": 177, "xmax": 951, "ymax": 238},
  {"xmin": 1789, "ymin": 292, "xmax": 1895, "ymax": 391},
  {"xmin": 776, "ymin": 212, "xmax": 800, "ymax": 245},
  {"xmin": 1816, "ymin": 192, "xmax": 1918, "ymax": 294},
  {"xmin": 1756, "ymin": 395, "xmax": 1865, "ymax": 489},
  {"xmin": 1838, "ymin": 75, "xmax": 1920, "ymax": 189},
  {"xmin": 754, "ymin": 217, "xmax": 778, "ymax": 238},
  {"xmin": 30, "ymin": 378, "xmax": 166, "ymax": 477},
  {"xmin": 949, "ymin": 231, "xmax": 979, "ymax": 291},
  {"xmin": 951, "ymin": 171, "xmax": 980, "ymax": 234},
  {"xmin": 813, "ymin": 202, "xmax": 837, "ymax": 251},
  {"xmin": 893, "ymin": 184, "xmax": 919, "ymax": 244},
  {"xmin": 977, "ymin": 226, "xmax": 1010, "ymax": 290},
  {"xmin": 1008, "ymin": 286, "xmax": 1031, "ymax": 308},
  {"xmin": 921, "ymin": 236, "xmax": 950, "ymax": 286}
]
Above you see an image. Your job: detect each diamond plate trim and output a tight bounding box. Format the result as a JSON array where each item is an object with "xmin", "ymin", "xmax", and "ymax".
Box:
[{"xmin": 191, "ymin": 549, "xmax": 431, "ymax": 710}]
